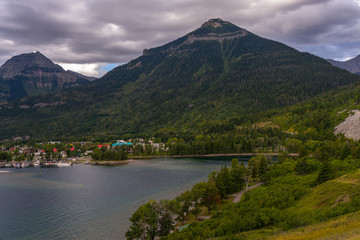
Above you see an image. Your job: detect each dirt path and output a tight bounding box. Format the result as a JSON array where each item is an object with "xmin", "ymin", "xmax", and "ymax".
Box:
[
  {"xmin": 231, "ymin": 182, "xmax": 264, "ymax": 203},
  {"xmin": 195, "ymin": 182, "xmax": 264, "ymax": 222}
]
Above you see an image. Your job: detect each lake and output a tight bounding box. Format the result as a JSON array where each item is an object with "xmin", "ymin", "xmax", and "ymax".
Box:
[{"xmin": 0, "ymin": 156, "xmax": 253, "ymax": 240}]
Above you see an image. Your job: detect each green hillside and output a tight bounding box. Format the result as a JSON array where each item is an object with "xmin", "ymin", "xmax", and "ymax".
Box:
[
  {"xmin": 267, "ymin": 211, "xmax": 360, "ymax": 240},
  {"xmin": 230, "ymin": 170, "xmax": 360, "ymax": 240},
  {"xmin": 267, "ymin": 83, "xmax": 360, "ymax": 141},
  {"xmin": 0, "ymin": 19, "xmax": 359, "ymax": 139},
  {"xmin": 283, "ymin": 169, "xmax": 360, "ymax": 227},
  {"xmin": 215, "ymin": 211, "xmax": 360, "ymax": 240},
  {"xmin": 162, "ymin": 168, "xmax": 360, "ymax": 240}
]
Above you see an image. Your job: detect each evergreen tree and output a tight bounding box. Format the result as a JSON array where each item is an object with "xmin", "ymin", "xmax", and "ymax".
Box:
[
  {"xmin": 175, "ymin": 190, "xmax": 192, "ymax": 224},
  {"xmin": 259, "ymin": 155, "xmax": 268, "ymax": 178},
  {"xmin": 230, "ymin": 158, "xmax": 245, "ymax": 192},
  {"xmin": 201, "ymin": 182, "xmax": 219, "ymax": 213},
  {"xmin": 191, "ymin": 183, "xmax": 204, "ymax": 218},
  {"xmin": 153, "ymin": 200, "xmax": 175, "ymax": 237},
  {"xmin": 214, "ymin": 166, "xmax": 233, "ymax": 198},
  {"xmin": 316, "ymin": 161, "xmax": 334, "ymax": 184},
  {"xmin": 126, "ymin": 201, "xmax": 158, "ymax": 240}
]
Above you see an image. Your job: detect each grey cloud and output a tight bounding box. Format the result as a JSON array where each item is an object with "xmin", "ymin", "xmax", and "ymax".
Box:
[{"xmin": 0, "ymin": 0, "xmax": 359, "ymax": 67}]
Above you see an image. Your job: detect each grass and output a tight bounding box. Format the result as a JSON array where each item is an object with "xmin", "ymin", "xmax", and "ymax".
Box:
[
  {"xmin": 282, "ymin": 169, "xmax": 360, "ymax": 227},
  {"xmin": 215, "ymin": 170, "xmax": 360, "ymax": 240},
  {"xmin": 269, "ymin": 210, "xmax": 360, "ymax": 240},
  {"xmin": 219, "ymin": 210, "xmax": 360, "ymax": 240}
]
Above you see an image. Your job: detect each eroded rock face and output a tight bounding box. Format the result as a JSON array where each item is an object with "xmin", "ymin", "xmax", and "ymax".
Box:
[
  {"xmin": 142, "ymin": 18, "xmax": 249, "ymax": 57},
  {"xmin": 0, "ymin": 51, "xmax": 90, "ymax": 100},
  {"xmin": 201, "ymin": 18, "xmax": 228, "ymax": 28},
  {"xmin": 335, "ymin": 110, "xmax": 360, "ymax": 140}
]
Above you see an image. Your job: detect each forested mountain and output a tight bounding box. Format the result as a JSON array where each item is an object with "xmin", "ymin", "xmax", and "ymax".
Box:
[
  {"xmin": 0, "ymin": 19, "xmax": 359, "ymax": 140},
  {"xmin": 0, "ymin": 51, "xmax": 90, "ymax": 101},
  {"xmin": 328, "ymin": 55, "xmax": 360, "ymax": 74}
]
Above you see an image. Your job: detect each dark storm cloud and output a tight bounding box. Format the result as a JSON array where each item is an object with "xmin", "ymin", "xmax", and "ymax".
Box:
[{"xmin": 0, "ymin": 0, "xmax": 359, "ymax": 75}]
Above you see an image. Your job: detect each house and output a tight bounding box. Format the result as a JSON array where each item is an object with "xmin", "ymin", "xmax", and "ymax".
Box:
[
  {"xmin": 60, "ymin": 151, "xmax": 67, "ymax": 158},
  {"xmin": 112, "ymin": 142, "xmax": 133, "ymax": 147},
  {"xmin": 84, "ymin": 150, "xmax": 93, "ymax": 156}
]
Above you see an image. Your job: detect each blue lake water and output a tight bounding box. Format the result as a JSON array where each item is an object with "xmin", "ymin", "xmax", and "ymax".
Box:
[{"xmin": 0, "ymin": 156, "xmax": 253, "ymax": 240}]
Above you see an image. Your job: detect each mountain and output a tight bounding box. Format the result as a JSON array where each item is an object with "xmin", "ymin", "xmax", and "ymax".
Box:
[
  {"xmin": 67, "ymin": 70, "xmax": 97, "ymax": 81},
  {"xmin": 0, "ymin": 19, "xmax": 359, "ymax": 139},
  {"xmin": 328, "ymin": 55, "xmax": 360, "ymax": 74},
  {"xmin": 0, "ymin": 51, "xmax": 90, "ymax": 101}
]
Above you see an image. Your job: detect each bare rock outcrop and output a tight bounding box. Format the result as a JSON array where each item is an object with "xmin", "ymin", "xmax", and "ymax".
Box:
[{"xmin": 335, "ymin": 110, "xmax": 360, "ymax": 140}]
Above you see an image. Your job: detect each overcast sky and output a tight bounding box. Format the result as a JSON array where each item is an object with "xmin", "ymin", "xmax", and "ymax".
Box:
[{"xmin": 0, "ymin": 0, "xmax": 359, "ymax": 77}]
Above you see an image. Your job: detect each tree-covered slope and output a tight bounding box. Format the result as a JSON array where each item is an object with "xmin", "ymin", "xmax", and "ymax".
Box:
[
  {"xmin": 0, "ymin": 19, "xmax": 359, "ymax": 139},
  {"xmin": 162, "ymin": 168, "xmax": 360, "ymax": 240}
]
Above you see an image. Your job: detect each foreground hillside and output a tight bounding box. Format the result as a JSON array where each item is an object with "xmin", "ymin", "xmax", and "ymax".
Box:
[
  {"xmin": 268, "ymin": 211, "xmax": 360, "ymax": 240},
  {"xmin": 219, "ymin": 210, "xmax": 360, "ymax": 240},
  {"xmin": 161, "ymin": 167, "xmax": 360, "ymax": 240},
  {"xmin": 0, "ymin": 19, "xmax": 359, "ymax": 139}
]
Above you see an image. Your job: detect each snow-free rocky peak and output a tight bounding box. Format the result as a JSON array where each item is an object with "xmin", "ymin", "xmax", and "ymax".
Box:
[{"xmin": 0, "ymin": 51, "xmax": 63, "ymax": 79}]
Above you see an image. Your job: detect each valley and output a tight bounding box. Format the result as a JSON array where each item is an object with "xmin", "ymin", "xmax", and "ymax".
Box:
[{"xmin": 1, "ymin": 18, "xmax": 360, "ymax": 240}]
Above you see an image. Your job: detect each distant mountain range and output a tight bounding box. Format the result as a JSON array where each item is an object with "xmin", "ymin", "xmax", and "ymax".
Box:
[
  {"xmin": 0, "ymin": 51, "xmax": 94, "ymax": 101},
  {"xmin": 328, "ymin": 55, "xmax": 360, "ymax": 74},
  {"xmin": 66, "ymin": 70, "xmax": 97, "ymax": 82},
  {"xmin": 0, "ymin": 18, "xmax": 359, "ymax": 139}
]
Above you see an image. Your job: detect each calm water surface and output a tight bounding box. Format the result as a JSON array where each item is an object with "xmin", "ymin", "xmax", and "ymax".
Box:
[{"xmin": 0, "ymin": 156, "xmax": 252, "ymax": 240}]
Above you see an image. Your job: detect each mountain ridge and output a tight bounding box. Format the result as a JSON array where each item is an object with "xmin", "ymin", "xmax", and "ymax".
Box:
[
  {"xmin": 66, "ymin": 70, "xmax": 97, "ymax": 81},
  {"xmin": 1, "ymin": 19, "xmax": 359, "ymax": 139},
  {"xmin": 327, "ymin": 55, "xmax": 360, "ymax": 74}
]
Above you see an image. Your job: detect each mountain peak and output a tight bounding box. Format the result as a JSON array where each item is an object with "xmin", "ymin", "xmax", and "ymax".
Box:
[
  {"xmin": 0, "ymin": 52, "xmax": 90, "ymax": 100},
  {"xmin": 0, "ymin": 51, "xmax": 63, "ymax": 79},
  {"xmin": 189, "ymin": 18, "xmax": 247, "ymax": 37},
  {"xmin": 200, "ymin": 18, "xmax": 226, "ymax": 28},
  {"xmin": 142, "ymin": 19, "xmax": 249, "ymax": 56}
]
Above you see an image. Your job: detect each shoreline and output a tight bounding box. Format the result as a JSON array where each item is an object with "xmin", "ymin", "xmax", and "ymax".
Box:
[
  {"xmin": 79, "ymin": 152, "xmax": 297, "ymax": 165},
  {"xmin": 1, "ymin": 152, "xmax": 296, "ymax": 167},
  {"xmin": 88, "ymin": 159, "xmax": 134, "ymax": 166},
  {"xmin": 129, "ymin": 152, "xmax": 297, "ymax": 159}
]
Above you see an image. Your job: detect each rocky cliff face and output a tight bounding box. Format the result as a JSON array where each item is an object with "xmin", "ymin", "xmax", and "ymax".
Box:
[
  {"xmin": 327, "ymin": 55, "xmax": 360, "ymax": 74},
  {"xmin": 0, "ymin": 51, "xmax": 90, "ymax": 100}
]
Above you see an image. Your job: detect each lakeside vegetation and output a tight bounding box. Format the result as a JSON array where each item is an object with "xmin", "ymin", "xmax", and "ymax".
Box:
[
  {"xmin": 125, "ymin": 152, "xmax": 360, "ymax": 240},
  {"xmin": 123, "ymin": 104, "xmax": 360, "ymax": 239}
]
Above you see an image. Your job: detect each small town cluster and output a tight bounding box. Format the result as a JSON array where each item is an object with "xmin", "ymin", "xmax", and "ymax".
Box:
[{"xmin": 0, "ymin": 138, "xmax": 168, "ymax": 168}]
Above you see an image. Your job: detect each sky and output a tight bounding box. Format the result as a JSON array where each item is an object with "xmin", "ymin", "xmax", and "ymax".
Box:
[{"xmin": 0, "ymin": 0, "xmax": 359, "ymax": 77}]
